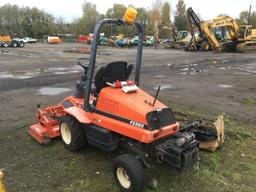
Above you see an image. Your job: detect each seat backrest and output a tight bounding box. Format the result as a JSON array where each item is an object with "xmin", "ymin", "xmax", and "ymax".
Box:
[{"xmin": 94, "ymin": 61, "xmax": 133, "ymax": 93}]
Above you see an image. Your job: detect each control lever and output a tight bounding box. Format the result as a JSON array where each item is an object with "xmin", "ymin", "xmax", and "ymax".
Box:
[{"xmin": 76, "ymin": 58, "xmax": 89, "ymax": 72}]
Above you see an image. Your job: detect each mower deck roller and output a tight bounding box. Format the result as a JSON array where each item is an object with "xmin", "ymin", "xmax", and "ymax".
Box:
[{"xmin": 29, "ymin": 7, "xmax": 199, "ymax": 192}]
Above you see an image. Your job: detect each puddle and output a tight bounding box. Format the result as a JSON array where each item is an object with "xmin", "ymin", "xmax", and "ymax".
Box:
[
  {"xmin": 217, "ymin": 84, "xmax": 233, "ymax": 88},
  {"xmin": 233, "ymin": 72, "xmax": 251, "ymax": 75},
  {"xmin": 0, "ymin": 66, "xmax": 81, "ymax": 79},
  {"xmin": 63, "ymin": 47, "xmax": 91, "ymax": 54},
  {"xmin": 0, "ymin": 70, "xmax": 42, "ymax": 79},
  {"xmin": 7, "ymin": 52, "xmax": 39, "ymax": 58},
  {"xmin": 47, "ymin": 66, "xmax": 81, "ymax": 75},
  {"xmin": 190, "ymin": 63, "xmax": 199, "ymax": 66},
  {"xmin": 154, "ymin": 75, "xmax": 165, "ymax": 78},
  {"xmin": 37, "ymin": 87, "xmax": 72, "ymax": 96},
  {"xmin": 179, "ymin": 64, "xmax": 207, "ymax": 75},
  {"xmin": 97, "ymin": 51, "xmax": 112, "ymax": 55},
  {"xmin": 63, "ymin": 48, "xmax": 113, "ymax": 55},
  {"xmin": 179, "ymin": 72, "xmax": 197, "ymax": 75},
  {"xmin": 245, "ymin": 70, "xmax": 256, "ymax": 73},
  {"xmin": 180, "ymin": 68, "xmax": 189, "ymax": 71},
  {"xmin": 207, "ymin": 59, "xmax": 223, "ymax": 65},
  {"xmin": 0, "ymin": 49, "xmax": 9, "ymax": 54},
  {"xmin": 153, "ymin": 84, "xmax": 176, "ymax": 90}
]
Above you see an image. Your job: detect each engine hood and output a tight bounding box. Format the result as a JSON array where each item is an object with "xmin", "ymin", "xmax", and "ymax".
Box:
[{"xmin": 96, "ymin": 87, "xmax": 173, "ymax": 127}]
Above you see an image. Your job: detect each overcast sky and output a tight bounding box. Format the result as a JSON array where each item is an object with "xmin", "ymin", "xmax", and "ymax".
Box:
[{"xmin": 0, "ymin": 0, "xmax": 255, "ymax": 22}]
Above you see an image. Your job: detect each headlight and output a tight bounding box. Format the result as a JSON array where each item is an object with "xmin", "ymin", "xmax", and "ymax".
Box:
[{"xmin": 176, "ymin": 137, "xmax": 187, "ymax": 147}]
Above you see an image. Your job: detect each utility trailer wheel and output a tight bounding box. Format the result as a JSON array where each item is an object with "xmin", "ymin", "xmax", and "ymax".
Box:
[
  {"xmin": 60, "ymin": 115, "xmax": 86, "ymax": 151},
  {"xmin": 12, "ymin": 42, "xmax": 18, "ymax": 47},
  {"xmin": 3, "ymin": 42, "xmax": 9, "ymax": 48},
  {"xmin": 19, "ymin": 42, "xmax": 25, "ymax": 48},
  {"xmin": 113, "ymin": 154, "xmax": 146, "ymax": 192}
]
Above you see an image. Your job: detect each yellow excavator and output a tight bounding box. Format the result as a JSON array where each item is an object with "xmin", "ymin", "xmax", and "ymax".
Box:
[
  {"xmin": 164, "ymin": 29, "xmax": 191, "ymax": 49},
  {"xmin": 185, "ymin": 7, "xmax": 219, "ymax": 51},
  {"xmin": 211, "ymin": 16, "xmax": 256, "ymax": 52},
  {"xmin": 185, "ymin": 7, "xmax": 256, "ymax": 52},
  {"xmin": 161, "ymin": 24, "xmax": 191, "ymax": 49}
]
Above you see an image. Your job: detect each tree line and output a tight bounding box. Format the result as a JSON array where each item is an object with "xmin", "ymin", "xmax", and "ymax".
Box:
[{"xmin": 0, "ymin": 0, "xmax": 255, "ymax": 39}]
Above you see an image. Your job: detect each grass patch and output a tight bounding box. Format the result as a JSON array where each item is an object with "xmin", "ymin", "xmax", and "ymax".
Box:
[
  {"xmin": 64, "ymin": 159, "xmax": 77, "ymax": 172},
  {"xmin": 241, "ymin": 98, "xmax": 256, "ymax": 105},
  {"xmin": 208, "ymin": 153, "xmax": 221, "ymax": 170},
  {"xmin": 63, "ymin": 179, "xmax": 90, "ymax": 192},
  {"xmin": 246, "ymin": 163, "xmax": 256, "ymax": 176}
]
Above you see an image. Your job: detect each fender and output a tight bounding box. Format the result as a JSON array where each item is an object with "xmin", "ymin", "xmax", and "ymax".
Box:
[{"xmin": 64, "ymin": 107, "xmax": 92, "ymax": 124}]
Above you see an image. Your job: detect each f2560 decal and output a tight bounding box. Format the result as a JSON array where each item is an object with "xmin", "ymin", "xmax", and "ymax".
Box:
[
  {"xmin": 95, "ymin": 109, "xmax": 148, "ymax": 129},
  {"xmin": 129, "ymin": 120, "xmax": 145, "ymax": 128}
]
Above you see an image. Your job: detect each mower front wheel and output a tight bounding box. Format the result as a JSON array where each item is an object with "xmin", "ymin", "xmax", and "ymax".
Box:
[
  {"xmin": 113, "ymin": 154, "xmax": 146, "ymax": 192},
  {"xmin": 60, "ymin": 115, "xmax": 86, "ymax": 151}
]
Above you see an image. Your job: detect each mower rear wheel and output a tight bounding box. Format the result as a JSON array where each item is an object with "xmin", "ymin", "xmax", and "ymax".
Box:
[
  {"xmin": 60, "ymin": 115, "xmax": 86, "ymax": 151},
  {"xmin": 113, "ymin": 154, "xmax": 146, "ymax": 192}
]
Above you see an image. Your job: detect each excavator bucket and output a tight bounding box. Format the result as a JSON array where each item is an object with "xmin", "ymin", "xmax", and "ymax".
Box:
[
  {"xmin": 199, "ymin": 115, "xmax": 225, "ymax": 152},
  {"xmin": 0, "ymin": 170, "xmax": 6, "ymax": 192}
]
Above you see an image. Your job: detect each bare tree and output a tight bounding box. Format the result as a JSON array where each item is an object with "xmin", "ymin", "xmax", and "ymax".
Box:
[{"xmin": 150, "ymin": 0, "xmax": 162, "ymax": 49}]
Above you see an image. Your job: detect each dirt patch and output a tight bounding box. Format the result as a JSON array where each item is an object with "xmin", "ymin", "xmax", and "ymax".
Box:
[{"xmin": 0, "ymin": 44, "xmax": 256, "ymax": 191}]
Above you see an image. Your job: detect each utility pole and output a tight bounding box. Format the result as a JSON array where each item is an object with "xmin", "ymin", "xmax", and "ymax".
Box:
[{"xmin": 248, "ymin": 5, "xmax": 252, "ymax": 25}]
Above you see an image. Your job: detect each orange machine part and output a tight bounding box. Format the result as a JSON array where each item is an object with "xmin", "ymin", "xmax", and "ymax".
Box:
[
  {"xmin": 62, "ymin": 87, "xmax": 180, "ymax": 143},
  {"xmin": 29, "ymin": 105, "xmax": 65, "ymax": 144},
  {"xmin": 96, "ymin": 87, "xmax": 167, "ymax": 125},
  {"xmin": 29, "ymin": 88, "xmax": 180, "ymax": 144}
]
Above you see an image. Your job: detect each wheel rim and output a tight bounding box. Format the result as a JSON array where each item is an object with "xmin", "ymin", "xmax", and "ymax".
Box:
[
  {"xmin": 116, "ymin": 167, "xmax": 131, "ymax": 189},
  {"xmin": 60, "ymin": 122, "xmax": 72, "ymax": 144}
]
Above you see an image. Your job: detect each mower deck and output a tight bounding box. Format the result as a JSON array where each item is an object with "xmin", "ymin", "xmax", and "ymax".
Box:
[{"xmin": 29, "ymin": 105, "xmax": 64, "ymax": 144}]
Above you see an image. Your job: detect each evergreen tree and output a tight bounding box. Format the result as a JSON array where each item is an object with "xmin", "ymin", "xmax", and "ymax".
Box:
[{"xmin": 174, "ymin": 0, "xmax": 188, "ymax": 30}]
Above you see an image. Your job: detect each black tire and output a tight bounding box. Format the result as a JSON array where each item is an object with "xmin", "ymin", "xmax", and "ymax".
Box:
[
  {"xmin": 184, "ymin": 45, "xmax": 189, "ymax": 52},
  {"xmin": 12, "ymin": 42, "xmax": 18, "ymax": 47},
  {"xmin": 60, "ymin": 115, "xmax": 86, "ymax": 151},
  {"xmin": 200, "ymin": 42, "xmax": 211, "ymax": 51},
  {"xmin": 19, "ymin": 42, "xmax": 25, "ymax": 48},
  {"xmin": 113, "ymin": 154, "xmax": 146, "ymax": 192},
  {"xmin": 3, "ymin": 42, "xmax": 9, "ymax": 48}
]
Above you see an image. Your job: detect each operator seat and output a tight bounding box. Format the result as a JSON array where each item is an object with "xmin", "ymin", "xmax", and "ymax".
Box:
[{"xmin": 94, "ymin": 61, "xmax": 133, "ymax": 93}]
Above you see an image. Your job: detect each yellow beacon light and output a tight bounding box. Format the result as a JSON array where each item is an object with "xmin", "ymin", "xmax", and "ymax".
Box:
[{"xmin": 123, "ymin": 7, "xmax": 138, "ymax": 25}]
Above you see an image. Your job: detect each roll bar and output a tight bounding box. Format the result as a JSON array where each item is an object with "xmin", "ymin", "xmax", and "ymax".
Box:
[{"xmin": 84, "ymin": 18, "xmax": 144, "ymax": 111}]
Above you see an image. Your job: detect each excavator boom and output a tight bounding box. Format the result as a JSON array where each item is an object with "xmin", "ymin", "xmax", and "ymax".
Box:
[
  {"xmin": 186, "ymin": 7, "xmax": 220, "ymax": 51},
  {"xmin": 186, "ymin": 7, "xmax": 256, "ymax": 53}
]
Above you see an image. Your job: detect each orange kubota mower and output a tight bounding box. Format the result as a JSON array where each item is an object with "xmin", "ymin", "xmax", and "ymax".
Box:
[{"xmin": 29, "ymin": 8, "xmax": 201, "ymax": 192}]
